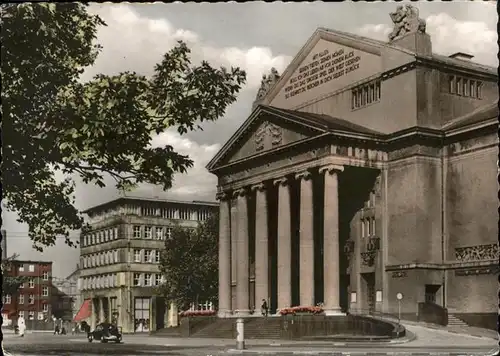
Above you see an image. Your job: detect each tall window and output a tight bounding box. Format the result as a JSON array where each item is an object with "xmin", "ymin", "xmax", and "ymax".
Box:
[
  {"xmin": 133, "ymin": 226, "xmax": 141, "ymax": 239},
  {"xmin": 19, "ymin": 295, "xmax": 25, "ymax": 304},
  {"xmin": 144, "ymin": 250, "xmax": 152, "ymax": 263},
  {"xmin": 155, "ymin": 250, "xmax": 161, "ymax": 264},
  {"xmin": 114, "ymin": 227, "xmax": 118, "ymax": 240},
  {"xmin": 166, "ymin": 228, "xmax": 173, "ymax": 239},
  {"xmin": 155, "ymin": 274, "xmax": 162, "ymax": 286},
  {"xmin": 365, "ymin": 219, "xmax": 371, "ymax": 236},
  {"xmin": 5, "ymin": 295, "xmax": 11, "ymax": 304},
  {"xmin": 134, "ymin": 249, "xmax": 141, "ymax": 263},
  {"xmin": 144, "ymin": 226, "xmax": 152, "ymax": 239},
  {"xmin": 28, "ymin": 311, "xmax": 35, "ymax": 320},
  {"xmin": 28, "ymin": 279, "xmax": 35, "ymax": 288},
  {"xmin": 43, "ymin": 304, "xmax": 49, "ymax": 312},
  {"xmin": 18, "ymin": 311, "xmax": 25, "ymax": 319},
  {"xmin": 448, "ymin": 75, "xmax": 455, "ymax": 93},
  {"xmin": 38, "ymin": 312, "xmax": 44, "ymax": 320},
  {"xmin": 28, "ymin": 294, "xmax": 34, "ymax": 304},
  {"xmin": 114, "ymin": 250, "xmax": 119, "ymax": 263},
  {"xmin": 371, "ymin": 218, "xmax": 376, "ymax": 236},
  {"xmin": 155, "ymin": 227, "xmax": 164, "ymax": 240},
  {"xmin": 28, "ymin": 264, "xmax": 35, "ymax": 272},
  {"xmin": 19, "ymin": 265, "xmax": 25, "ymax": 272},
  {"xmin": 144, "ymin": 273, "xmax": 152, "ymax": 286},
  {"xmin": 133, "ymin": 273, "xmax": 142, "ymax": 286},
  {"xmin": 456, "ymin": 77, "xmax": 462, "ymax": 95},
  {"xmin": 361, "ymin": 220, "xmax": 365, "ymax": 237},
  {"xmin": 476, "ymin": 82, "xmax": 482, "ymax": 98}
]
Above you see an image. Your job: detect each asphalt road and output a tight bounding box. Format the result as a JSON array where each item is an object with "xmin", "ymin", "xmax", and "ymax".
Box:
[{"xmin": 2, "ymin": 333, "xmax": 498, "ymax": 356}]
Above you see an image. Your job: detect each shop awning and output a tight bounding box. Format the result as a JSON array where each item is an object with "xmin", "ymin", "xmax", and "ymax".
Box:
[{"xmin": 73, "ymin": 299, "xmax": 92, "ymax": 322}]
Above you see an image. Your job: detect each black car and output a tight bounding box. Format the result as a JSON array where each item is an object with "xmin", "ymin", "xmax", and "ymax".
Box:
[{"xmin": 87, "ymin": 323, "xmax": 122, "ymax": 343}]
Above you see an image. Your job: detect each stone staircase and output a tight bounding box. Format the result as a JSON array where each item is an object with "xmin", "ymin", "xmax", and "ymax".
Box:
[
  {"xmin": 447, "ymin": 314, "xmax": 469, "ymax": 327},
  {"xmin": 191, "ymin": 317, "xmax": 282, "ymax": 339}
]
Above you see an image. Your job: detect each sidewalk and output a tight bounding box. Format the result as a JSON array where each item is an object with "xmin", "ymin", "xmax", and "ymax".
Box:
[{"xmin": 399, "ymin": 319, "xmax": 498, "ymax": 340}]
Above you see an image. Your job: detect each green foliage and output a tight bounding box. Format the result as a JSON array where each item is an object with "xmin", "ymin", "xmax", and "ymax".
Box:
[
  {"xmin": 157, "ymin": 213, "xmax": 219, "ymax": 310},
  {"xmin": 1, "ymin": 254, "xmax": 30, "ymax": 297},
  {"xmin": 1, "ymin": 4, "xmax": 246, "ymax": 251}
]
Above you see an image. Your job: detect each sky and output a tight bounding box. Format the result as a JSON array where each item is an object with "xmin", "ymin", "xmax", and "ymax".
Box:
[{"xmin": 2, "ymin": 1, "xmax": 497, "ymax": 278}]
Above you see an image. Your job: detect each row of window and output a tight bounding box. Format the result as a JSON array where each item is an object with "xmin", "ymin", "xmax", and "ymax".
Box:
[
  {"xmin": 17, "ymin": 264, "xmax": 50, "ymax": 274},
  {"xmin": 133, "ymin": 249, "xmax": 161, "ymax": 264},
  {"xmin": 16, "ymin": 309, "xmax": 49, "ymax": 320},
  {"xmin": 352, "ymin": 80, "xmax": 381, "ymax": 110},
  {"xmin": 82, "ymin": 227, "xmax": 119, "ymax": 246},
  {"xmin": 81, "ymin": 274, "xmax": 119, "ymax": 290},
  {"xmin": 448, "ymin": 75, "xmax": 482, "ymax": 98},
  {"xmin": 19, "ymin": 274, "xmax": 50, "ymax": 288},
  {"xmin": 81, "ymin": 250, "xmax": 120, "ymax": 269},
  {"xmin": 361, "ymin": 217, "xmax": 376, "ymax": 238},
  {"xmin": 133, "ymin": 226, "xmax": 173, "ymax": 240},
  {"xmin": 133, "ymin": 273, "xmax": 163, "ymax": 287},
  {"xmin": 3, "ymin": 290, "xmax": 49, "ymax": 305},
  {"xmin": 140, "ymin": 205, "xmax": 212, "ymax": 221}
]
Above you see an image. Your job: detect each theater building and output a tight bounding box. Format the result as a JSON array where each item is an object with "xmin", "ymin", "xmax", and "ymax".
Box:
[{"xmin": 206, "ymin": 5, "xmax": 498, "ymax": 327}]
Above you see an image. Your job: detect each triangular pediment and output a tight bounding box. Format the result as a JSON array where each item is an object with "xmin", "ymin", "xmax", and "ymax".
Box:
[
  {"xmin": 262, "ymin": 28, "xmax": 415, "ymax": 109},
  {"xmin": 206, "ymin": 106, "xmax": 327, "ymax": 171}
]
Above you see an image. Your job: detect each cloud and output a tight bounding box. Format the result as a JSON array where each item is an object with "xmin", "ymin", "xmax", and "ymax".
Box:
[
  {"xmin": 356, "ymin": 12, "xmax": 497, "ymax": 67},
  {"xmin": 82, "ymin": 4, "xmax": 292, "ymax": 88}
]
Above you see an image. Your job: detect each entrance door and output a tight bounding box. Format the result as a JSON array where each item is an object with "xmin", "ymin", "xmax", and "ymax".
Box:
[
  {"xmin": 362, "ymin": 273, "xmax": 376, "ymax": 313},
  {"xmin": 134, "ymin": 298, "xmax": 150, "ymax": 332}
]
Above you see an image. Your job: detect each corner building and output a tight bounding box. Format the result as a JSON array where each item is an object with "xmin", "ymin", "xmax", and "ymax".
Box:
[
  {"xmin": 207, "ymin": 9, "xmax": 498, "ymax": 327},
  {"xmin": 78, "ymin": 196, "xmax": 218, "ymax": 333}
]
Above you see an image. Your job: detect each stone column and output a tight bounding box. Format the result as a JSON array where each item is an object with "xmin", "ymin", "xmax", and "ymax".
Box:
[
  {"xmin": 98, "ymin": 298, "xmax": 105, "ymax": 322},
  {"xmin": 217, "ymin": 191, "xmax": 232, "ymax": 318},
  {"xmin": 234, "ymin": 188, "xmax": 250, "ymax": 316},
  {"xmin": 296, "ymin": 170, "xmax": 315, "ymax": 307},
  {"xmin": 252, "ymin": 183, "xmax": 269, "ymax": 312},
  {"xmin": 273, "ymin": 177, "xmax": 292, "ymax": 312},
  {"xmin": 319, "ymin": 164, "xmax": 344, "ymax": 315}
]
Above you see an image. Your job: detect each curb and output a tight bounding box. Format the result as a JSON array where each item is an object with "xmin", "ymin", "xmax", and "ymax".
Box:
[{"xmin": 225, "ymin": 351, "xmax": 495, "ymax": 356}]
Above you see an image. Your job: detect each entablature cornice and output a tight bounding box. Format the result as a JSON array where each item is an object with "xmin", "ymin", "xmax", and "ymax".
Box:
[
  {"xmin": 415, "ymin": 56, "xmax": 497, "ymax": 80},
  {"xmin": 385, "ymin": 259, "xmax": 498, "ymax": 271}
]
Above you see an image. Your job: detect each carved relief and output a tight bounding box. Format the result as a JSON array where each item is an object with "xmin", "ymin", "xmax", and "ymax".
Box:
[
  {"xmin": 254, "ymin": 121, "xmax": 283, "ymax": 152},
  {"xmin": 388, "ymin": 4, "xmax": 426, "ymax": 42},
  {"xmin": 391, "ymin": 271, "xmax": 407, "ymax": 278},
  {"xmin": 455, "ymin": 244, "xmax": 499, "ymax": 262},
  {"xmin": 455, "ymin": 267, "xmax": 498, "ymax": 276},
  {"xmin": 361, "ymin": 251, "xmax": 376, "ymax": 267}
]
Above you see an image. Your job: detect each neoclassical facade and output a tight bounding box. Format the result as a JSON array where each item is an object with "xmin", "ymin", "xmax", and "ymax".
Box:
[{"xmin": 207, "ymin": 5, "xmax": 498, "ymax": 327}]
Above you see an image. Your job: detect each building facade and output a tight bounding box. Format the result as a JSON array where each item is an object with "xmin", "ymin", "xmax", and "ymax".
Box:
[
  {"xmin": 2, "ymin": 260, "xmax": 53, "ymax": 327},
  {"xmin": 1, "ymin": 229, "xmax": 6, "ymax": 261},
  {"xmin": 78, "ymin": 196, "xmax": 218, "ymax": 333},
  {"xmin": 52, "ymin": 265, "xmax": 80, "ymax": 321},
  {"xmin": 207, "ymin": 5, "xmax": 498, "ymax": 327}
]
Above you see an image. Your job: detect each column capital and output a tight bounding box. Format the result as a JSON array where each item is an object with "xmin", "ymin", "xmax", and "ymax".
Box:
[
  {"xmin": 273, "ymin": 177, "xmax": 290, "ymax": 187},
  {"xmin": 216, "ymin": 191, "xmax": 231, "ymax": 201},
  {"xmin": 250, "ymin": 183, "xmax": 266, "ymax": 192},
  {"xmin": 319, "ymin": 164, "xmax": 344, "ymax": 175},
  {"xmin": 232, "ymin": 187, "xmax": 250, "ymax": 198},
  {"xmin": 295, "ymin": 170, "xmax": 313, "ymax": 181}
]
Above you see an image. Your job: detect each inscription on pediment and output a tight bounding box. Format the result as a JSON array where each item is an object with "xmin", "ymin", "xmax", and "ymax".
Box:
[{"xmin": 255, "ymin": 121, "xmax": 283, "ymax": 152}]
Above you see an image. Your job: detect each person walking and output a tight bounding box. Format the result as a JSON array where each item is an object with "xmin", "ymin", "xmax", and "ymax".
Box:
[
  {"xmin": 17, "ymin": 315, "xmax": 26, "ymax": 337},
  {"xmin": 261, "ymin": 299, "xmax": 269, "ymax": 317}
]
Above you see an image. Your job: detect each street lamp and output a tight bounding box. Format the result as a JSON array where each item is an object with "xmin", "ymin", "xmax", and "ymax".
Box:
[{"xmin": 396, "ymin": 292, "xmax": 403, "ymax": 337}]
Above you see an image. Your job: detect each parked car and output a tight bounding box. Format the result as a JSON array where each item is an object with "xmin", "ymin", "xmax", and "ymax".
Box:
[{"xmin": 87, "ymin": 323, "xmax": 122, "ymax": 343}]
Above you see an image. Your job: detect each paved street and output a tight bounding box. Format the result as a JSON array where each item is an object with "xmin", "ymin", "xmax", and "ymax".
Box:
[{"xmin": 2, "ymin": 324, "xmax": 498, "ymax": 356}]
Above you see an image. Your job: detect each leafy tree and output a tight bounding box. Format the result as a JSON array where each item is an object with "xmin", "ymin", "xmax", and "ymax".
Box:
[
  {"xmin": 1, "ymin": 254, "xmax": 30, "ymax": 297},
  {"xmin": 157, "ymin": 212, "xmax": 219, "ymax": 310},
  {"xmin": 1, "ymin": 3, "xmax": 245, "ymax": 251}
]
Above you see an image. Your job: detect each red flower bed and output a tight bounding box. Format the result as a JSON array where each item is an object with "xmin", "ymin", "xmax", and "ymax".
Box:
[
  {"xmin": 179, "ymin": 310, "xmax": 216, "ymax": 317},
  {"xmin": 279, "ymin": 306, "xmax": 323, "ymax": 316}
]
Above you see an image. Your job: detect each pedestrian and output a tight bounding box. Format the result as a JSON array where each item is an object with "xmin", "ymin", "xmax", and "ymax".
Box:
[
  {"xmin": 18, "ymin": 315, "xmax": 26, "ymax": 337},
  {"xmin": 261, "ymin": 299, "xmax": 269, "ymax": 317}
]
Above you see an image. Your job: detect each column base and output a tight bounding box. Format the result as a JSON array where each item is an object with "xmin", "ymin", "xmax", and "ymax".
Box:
[
  {"xmin": 323, "ymin": 308, "xmax": 344, "ymax": 316},
  {"xmin": 233, "ymin": 309, "xmax": 251, "ymax": 317},
  {"xmin": 236, "ymin": 341, "xmax": 245, "ymax": 350},
  {"xmin": 217, "ymin": 310, "xmax": 233, "ymax": 318}
]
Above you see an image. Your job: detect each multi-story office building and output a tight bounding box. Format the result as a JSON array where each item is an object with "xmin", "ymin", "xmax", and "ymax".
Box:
[
  {"xmin": 77, "ymin": 196, "xmax": 218, "ymax": 333},
  {"xmin": 2, "ymin": 260, "xmax": 53, "ymax": 328}
]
